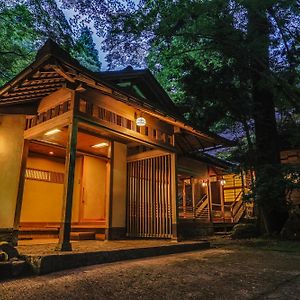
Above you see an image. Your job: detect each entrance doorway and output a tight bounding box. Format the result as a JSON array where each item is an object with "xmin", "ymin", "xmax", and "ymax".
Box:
[
  {"xmin": 126, "ymin": 154, "xmax": 173, "ymax": 238},
  {"xmin": 79, "ymin": 156, "xmax": 108, "ymax": 222}
]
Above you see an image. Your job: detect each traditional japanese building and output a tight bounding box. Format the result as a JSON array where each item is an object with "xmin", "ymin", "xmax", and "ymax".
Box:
[{"xmin": 0, "ymin": 40, "xmax": 243, "ymax": 250}]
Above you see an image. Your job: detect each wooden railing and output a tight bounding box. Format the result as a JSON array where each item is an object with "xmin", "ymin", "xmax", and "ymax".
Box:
[
  {"xmin": 230, "ymin": 191, "xmax": 244, "ymax": 223},
  {"xmin": 25, "ymin": 100, "xmax": 71, "ymax": 130},
  {"xmin": 79, "ymin": 99, "xmax": 174, "ymax": 147},
  {"xmin": 195, "ymin": 194, "xmax": 209, "ymax": 219},
  {"xmin": 178, "ymin": 193, "xmax": 210, "ymax": 222}
]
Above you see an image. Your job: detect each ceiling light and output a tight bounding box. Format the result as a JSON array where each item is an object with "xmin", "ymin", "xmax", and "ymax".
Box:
[
  {"xmin": 49, "ymin": 151, "xmax": 54, "ymax": 155},
  {"xmin": 44, "ymin": 128, "xmax": 61, "ymax": 136},
  {"xmin": 91, "ymin": 142, "xmax": 109, "ymax": 149}
]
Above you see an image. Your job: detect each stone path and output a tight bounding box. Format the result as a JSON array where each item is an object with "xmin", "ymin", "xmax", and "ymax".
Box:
[{"xmin": 1, "ymin": 239, "xmax": 300, "ymax": 300}]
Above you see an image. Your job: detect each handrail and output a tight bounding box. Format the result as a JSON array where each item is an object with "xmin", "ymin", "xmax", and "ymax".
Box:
[
  {"xmin": 195, "ymin": 194, "xmax": 208, "ymax": 209},
  {"xmin": 195, "ymin": 196, "xmax": 208, "ymax": 217},
  {"xmin": 230, "ymin": 191, "xmax": 244, "ymax": 222}
]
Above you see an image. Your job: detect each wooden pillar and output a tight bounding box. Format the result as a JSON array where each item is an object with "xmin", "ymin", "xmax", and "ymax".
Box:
[
  {"xmin": 170, "ymin": 153, "xmax": 178, "ymax": 240},
  {"xmin": 207, "ymin": 180, "xmax": 213, "ymax": 223},
  {"xmin": 191, "ymin": 178, "xmax": 196, "ymax": 219},
  {"xmin": 105, "ymin": 141, "xmax": 114, "ymax": 240},
  {"xmin": 13, "ymin": 139, "xmax": 29, "ymax": 246},
  {"xmin": 220, "ymin": 181, "xmax": 225, "ymax": 222},
  {"xmin": 106, "ymin": 141, "xmax": 127, "ymax": 240},
  {"xmin": 182, "ymin": 181, "xmax": 186, "ymax": 218},
  {"xmin": 56, "ymin": 117, "xmax": 78, "ymax": 251}
]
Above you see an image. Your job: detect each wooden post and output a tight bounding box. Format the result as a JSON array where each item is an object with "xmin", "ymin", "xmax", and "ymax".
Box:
[
  {"xmin": 170, "ymin": 153, "xmax": 178, "ymax": 241},
  {"xmin": 206, "ymin": 180, "xmax": 213, "ymax": 222},
  {"xmin": 182, "ymin": 180, "xmax": 186, "ymax": 218},
  {"xmin": 207, "ymin": 180, "xmax": 213, "ymax": 223},
  {"xmin": 13, "ymin": 139, "xmax": 29, "ymax": 246},
  {"xmin": 105, "ymin": 141, "xmax": 114, "ymax": 240},
  {"xmin": 220, "ymin": 181, "xmax": 225, "ymax": 222},
  {"xmin": 56, "ymin": 117, "xmax": 78, "ymax": 251},
  {"xmin": 191, "ymin": 178, "xmax": 196, "ymax": 219}
]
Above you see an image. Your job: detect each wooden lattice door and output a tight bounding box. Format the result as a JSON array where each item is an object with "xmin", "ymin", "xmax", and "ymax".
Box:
[{"xmin": 127, "ymin": 154, "xmax": 173, "ymax": 238}]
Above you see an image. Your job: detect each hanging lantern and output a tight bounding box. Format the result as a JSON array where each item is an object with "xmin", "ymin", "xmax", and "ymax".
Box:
[
  {"xmin": 136, "ymin": 116, "xmax": 146, "ymax": 127},
  {"xmin": 220, "ymin": 179, "xmax": 226, "ymax": 186},
  {"xmin": 201, "ymin": 180, "xmax": 208, "ymax": 187}
]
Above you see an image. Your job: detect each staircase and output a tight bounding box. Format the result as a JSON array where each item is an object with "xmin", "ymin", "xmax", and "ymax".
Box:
[{"xmin": 195, "ymin": 195, "xmax": 209, "ymax": 222}]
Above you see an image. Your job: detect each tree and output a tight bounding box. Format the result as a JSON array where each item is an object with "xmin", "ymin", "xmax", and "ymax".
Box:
[
  {"xmin": 63, "ymin": 0, "xmax": 300, "ymax": 233},
  {"xmin": 71, "ymin": 27, "xmax": 102, "ymax": 72},
  {"xmin": 0, "ymin": 3, "xmax": 38, "ymax": 85},
  {"xmin": 0, "ymin": 1, "xmax": 102, "ymax": 85}
]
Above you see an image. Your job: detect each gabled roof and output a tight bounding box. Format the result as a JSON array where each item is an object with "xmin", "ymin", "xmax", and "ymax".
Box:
[
  {"xmin": 100, "ymin": 67, "xmax": 234, "ymax": 151},
  {"xmin": 100, "ymin": 67, "xmax": 184, "ymax": 122},
  {"xmin": 0, "ymin": 39, "xmax": 233, "ymax": 150}
]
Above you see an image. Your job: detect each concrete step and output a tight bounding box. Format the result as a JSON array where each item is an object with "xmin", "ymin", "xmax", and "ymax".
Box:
[
  {"xmin": 22, "ymin": 241, "xmax": 210, "ymax": 275},
  {"xmin": 70, "ymin": 232, "xmax": 95, "ymax": 240}
]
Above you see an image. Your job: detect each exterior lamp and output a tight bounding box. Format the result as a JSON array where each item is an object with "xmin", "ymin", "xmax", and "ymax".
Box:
[
  {"xmin": 220, "ymin": 179, "xmax": 226, "ymax": 186},
  {"xmin": 136, "ymin": 116, "xmax": 146, "ymax": 127},
  {"xmin": 201, "ymin": 180, "xmax": 208, "ymax": 187}
]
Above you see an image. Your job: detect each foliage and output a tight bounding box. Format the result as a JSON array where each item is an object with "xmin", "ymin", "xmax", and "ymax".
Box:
[
  {"xmin": 231, "ymin": 223, "xmax": 259, "ymax": 239},
  {"xmin": 0, "ymin": 3, "xmax": 38, "ymax": 85},
  {"xmin": 71, "ymin": 27, "xmax": 102, "ymax": 72},
  {"xmin": 0, "ymin": 1, "xmax": 102, "ymax": 86}
]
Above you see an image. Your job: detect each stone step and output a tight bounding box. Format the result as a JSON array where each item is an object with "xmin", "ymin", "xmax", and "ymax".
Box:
[
  {"xmin": 70, "ymin": 232, "xmax": 95, "ymax": 240},
  {"xmin": 95, "ymin": 233, "xmax": 105, "ymax": 241}
]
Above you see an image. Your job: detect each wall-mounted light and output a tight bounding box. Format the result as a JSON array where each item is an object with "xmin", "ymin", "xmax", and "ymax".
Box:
[
  {"xmin": 44, "ymin": 128, "xmax": 61, "ymax": 136},
  {"xmin": 49, "ymin": 151, "xmax": 54, "ymax": 155},
  {"xmin": 91, "ymin": 142, "xmax": 109, "ymax": 149},
  {"xmin": 220, "ymin": 179, "xmax": 226, "ymax": 186},
  {"xmin": 201, "ymin": 180, "xmax": 208, "ymax": 187},
  {"xmin": 136, "ymin": 116, "xmax": 146, "ymax": 127}
]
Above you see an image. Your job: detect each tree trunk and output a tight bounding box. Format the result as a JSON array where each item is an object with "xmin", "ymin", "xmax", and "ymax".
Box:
[{"xmin": 247, "ymin": 3, "xmax": 288, "ymax": 233}]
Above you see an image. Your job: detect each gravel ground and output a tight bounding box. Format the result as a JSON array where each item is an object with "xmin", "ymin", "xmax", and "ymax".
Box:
[{"xmin": 1, "ymin": 238, "xmax": 300, "ymax": 300}]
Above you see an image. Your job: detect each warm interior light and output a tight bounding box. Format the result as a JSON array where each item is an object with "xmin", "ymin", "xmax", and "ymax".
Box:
[
  {"xmin": 202, "ymin": 181, "xmax": 208, "ymax": 187},
  {"xmin": 49, "ymin": 151, "xmax": 54, "ymax": 155},
  {"xmin": 44, "ymin": 128, "xmax": 61, "ymax": 136},
  {"xmin": 220, "ymin": 179, "xmax": 226, "ymax": 186},
  {"xmin": 136, "ymin": 117, "xmax": 146, "ymax": 127},
  {"xmin": 91, "ymin": 142, "xmax": 109, "ymax": 149}
]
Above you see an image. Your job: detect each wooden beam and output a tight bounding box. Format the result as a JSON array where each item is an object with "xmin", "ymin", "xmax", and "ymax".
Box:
[
  {"xmin": 77, "ymin": 114, "xmax": 176, "ymax": 153},
  {"xmin": 127, "ymin": 149, "xmax": 169, "ymax": 162},
  {"xmin": 56, "ymin": 117, "xmax": 78, "ymax": 251},
  {"xmin": 51, "ymin": 65, "xmax": 76, "ymax": 83},
  {"xmin": 24, "ymin": 111, "xmax": 71, "ymax": 139}
]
